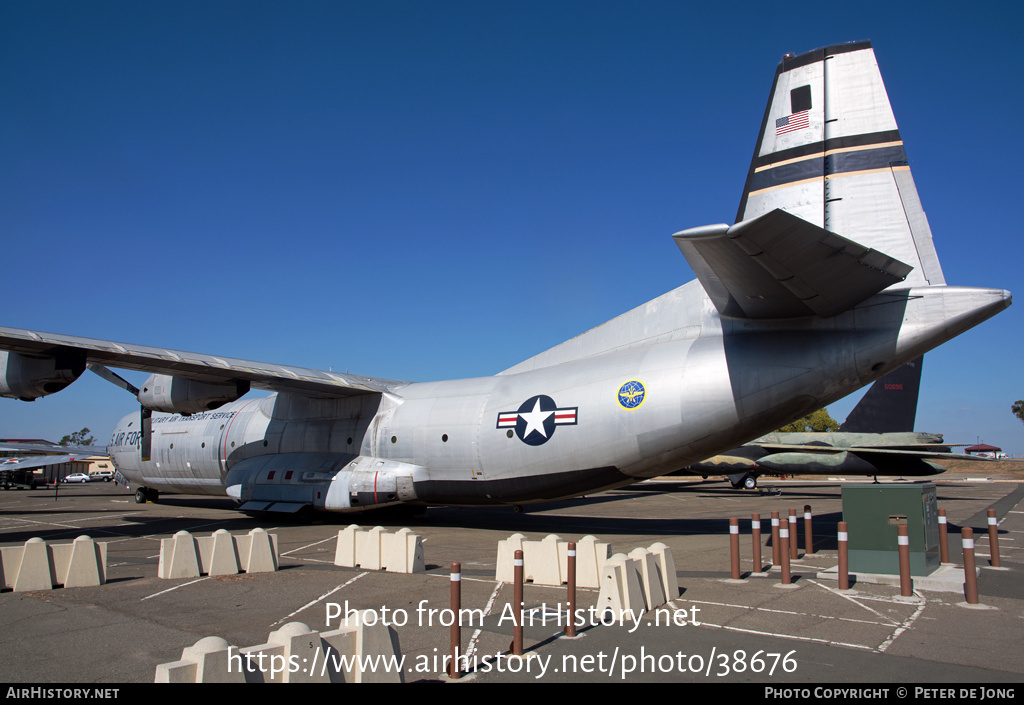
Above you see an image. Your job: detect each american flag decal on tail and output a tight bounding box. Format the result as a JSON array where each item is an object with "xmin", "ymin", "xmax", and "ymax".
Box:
[{"xmin": 776, "ymin": 110, "xmax": 809, "ymax": 135}]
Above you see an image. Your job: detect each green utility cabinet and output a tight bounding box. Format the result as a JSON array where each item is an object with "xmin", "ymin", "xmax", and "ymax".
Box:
[{"xmin": 841, "ymin": 483, "xmax": 940, "ymax": 576}]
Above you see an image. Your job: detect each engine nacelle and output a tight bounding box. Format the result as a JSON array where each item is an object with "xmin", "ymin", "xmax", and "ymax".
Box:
[
  {"xmin": 0, "ymin": 350, "xmax": 86, "ymax": 401},
  {"xmin": 137, "ymin": 373, "xmax": 250, "ymax": 414}
]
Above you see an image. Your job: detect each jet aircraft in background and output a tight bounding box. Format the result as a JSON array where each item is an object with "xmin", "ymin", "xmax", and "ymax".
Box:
[{"xmin": 0, "ymin": 42, "xmax": 1011, "ymax": 515}]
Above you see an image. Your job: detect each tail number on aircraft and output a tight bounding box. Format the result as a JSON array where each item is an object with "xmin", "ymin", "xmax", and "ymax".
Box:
[{"xmin": 497, "ymin": 395, "xmax": 578, "ymax": 446}]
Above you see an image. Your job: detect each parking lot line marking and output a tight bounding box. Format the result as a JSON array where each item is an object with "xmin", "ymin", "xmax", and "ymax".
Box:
[
  {"xmin": 271, "ymin": 572, "xmax": 369, "ymax": 627},
  {"xmin": 877, "ymin": 599, "xmax": 926, "ymax": 653},
  {"xmin": 142, "ymin": 577, "xmax": 210, "ymax": 601},
  {"xmin": 281, "ymin": 535, "xmax": 337, "ymax": 556},
  {"xmin": 466, "ymin": 581, "xmax": 505, "ymax": 662},
  {"xmin": 688, "ymin": 598, "xmax": 895, "ymax": 628},
  {"xmin": 807, "ymin": 580, "xmax": 900, "ymax": 625},
  {"xmin": 698, "ymin": 621, "xmax": 875, "ymax": 651}
]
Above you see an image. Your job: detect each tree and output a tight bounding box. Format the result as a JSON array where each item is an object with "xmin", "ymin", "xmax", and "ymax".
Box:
[
  {"xmin": 1013, "ymin": 400, "xmax": 1024, "ymax": 425},
  {"xmin": 59, "ymin": 428, "xmax": 95, "ymax": 447},
  {"xmin": 775, "ymin": 408, "xmax": 839, "ymax": 433}
]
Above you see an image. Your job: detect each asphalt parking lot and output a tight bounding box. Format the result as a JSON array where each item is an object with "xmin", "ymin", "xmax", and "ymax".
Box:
[{"xmin": 0, "ymin": 475, "xmax": 1021, "ymax": 685}]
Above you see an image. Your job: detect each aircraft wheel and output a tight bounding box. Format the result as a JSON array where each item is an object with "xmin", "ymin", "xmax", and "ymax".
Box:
[
  {"xmin": 743, "ymin": 475, "xmax": 757, "ymax": 490},
  {"xmin": 135, "ymin": 488, "xmax": 147, "ymax": 504}
]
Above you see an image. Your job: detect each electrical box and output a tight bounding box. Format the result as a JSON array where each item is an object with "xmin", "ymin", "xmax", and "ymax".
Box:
[{"xmin": 841, "ymin": 482, "xmax": 940, "ymax": 576}]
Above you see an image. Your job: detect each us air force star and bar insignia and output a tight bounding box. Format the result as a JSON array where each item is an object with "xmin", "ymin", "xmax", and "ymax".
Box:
[
  {"xmin": 497, "ymin": 395, "xmax": 578, "ymax": 446},
  {"xmin": 617, "ymin": 380, "xmax": 646, "ymax": 409}
]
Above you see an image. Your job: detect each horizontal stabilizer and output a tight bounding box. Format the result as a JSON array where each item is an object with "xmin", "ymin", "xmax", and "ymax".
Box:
[{"xmin": 673, "ymin": 209, "xmax": 912, "ymax": 319}]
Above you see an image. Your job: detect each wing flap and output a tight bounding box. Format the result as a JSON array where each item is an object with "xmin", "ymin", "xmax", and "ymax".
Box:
[
  {"xmin": 0, "ymin": 326, "xmax": 408, "ymax": 399},
  {"xmin": 673, "ymin": 209, "xmax": 913, "ymax": 318}
]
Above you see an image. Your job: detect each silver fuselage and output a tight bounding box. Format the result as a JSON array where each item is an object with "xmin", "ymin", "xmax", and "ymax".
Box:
[{"xmin": 108, "ymin": 281, "xmax": 1008, "ymax": 509}]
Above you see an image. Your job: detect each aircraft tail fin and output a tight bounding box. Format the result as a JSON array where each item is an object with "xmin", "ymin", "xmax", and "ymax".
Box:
[
  {"xmin": 839, "ymin": 356, "xmax": 923, "ymax": 432},
  {"xmin": 735, "ymin": 41, "xmax": 945, "ymax": 289}
]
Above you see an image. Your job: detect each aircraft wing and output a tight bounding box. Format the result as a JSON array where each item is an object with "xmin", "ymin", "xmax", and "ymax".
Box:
[
  {"xmin": 755, "ymin": 442, "xmax": 956, "ymax": 454},
  {"xmin": 0, "ymin": 454, "xmax": 78, "ymax": 471},
  {"xmin": 0, "ymin": 326, "xmax": 409, "ymax": 400},
  {"xmin": 673, "ymin": 209, "xmax": 913, "ymax": 319},
  {"xmin": 0, "ymin": 441, "xmax": 109, "ymax": 456}
]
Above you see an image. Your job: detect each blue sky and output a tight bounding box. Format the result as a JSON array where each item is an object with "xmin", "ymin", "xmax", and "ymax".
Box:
[{"xmin": 2, "ymin": 1, "xmax": 1022, "ymax": 455}]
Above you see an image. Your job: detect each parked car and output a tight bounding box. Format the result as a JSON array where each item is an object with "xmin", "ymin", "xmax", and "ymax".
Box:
[
  {"xmin": 90, "ymin": 470, "xmax": 115, "ymax": 482},
  {"xmin": 64, "ymin": 473, "xmax": 91, "ymax": 483}
]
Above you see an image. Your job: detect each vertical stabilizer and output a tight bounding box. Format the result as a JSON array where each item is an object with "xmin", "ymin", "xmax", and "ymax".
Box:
[
  {"xmin": 736, "ymin": 41, "xmax": 945, "ymax": 288},
  {"xmin": 839, "ymin": 356, "xmax": 923, "ymax": 433}
]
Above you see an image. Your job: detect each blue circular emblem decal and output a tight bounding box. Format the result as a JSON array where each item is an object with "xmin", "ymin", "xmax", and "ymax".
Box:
[{"xmin": 617, "ymin": 380, "xmax": 646, "ymax": 409}]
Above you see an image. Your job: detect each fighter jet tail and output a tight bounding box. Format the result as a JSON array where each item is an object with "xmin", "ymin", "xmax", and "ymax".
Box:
[
  {"xmin": 839, "ymin": 356, "xmax": 923, "ymax": 433},
  {"xmin": 735, "ymin": 41, "xmax": 945, "ymax": 290}
]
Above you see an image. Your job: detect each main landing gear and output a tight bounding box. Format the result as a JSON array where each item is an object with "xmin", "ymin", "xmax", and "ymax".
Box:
[
  {"xmin": 730, "ymin": 473, "xmax": 759, "ymax": 490},
  {"xmin": 135, "ymin": 487, "xmax": 160, "ymax": 504}
]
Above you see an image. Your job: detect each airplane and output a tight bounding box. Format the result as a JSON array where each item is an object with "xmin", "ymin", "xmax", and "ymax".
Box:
[
  {"xmin": 0, "ymin": 41, "xmax": 1011, "ymax": 515},
  {"xmin": 679, "ymin": 356, "xmax": 987, "ymax": 489}
]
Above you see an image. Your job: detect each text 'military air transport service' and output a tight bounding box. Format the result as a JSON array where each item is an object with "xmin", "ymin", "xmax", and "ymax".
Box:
[{"xmin": 0, "ymin": 42, "xmax": 1011, "ymax": 515}]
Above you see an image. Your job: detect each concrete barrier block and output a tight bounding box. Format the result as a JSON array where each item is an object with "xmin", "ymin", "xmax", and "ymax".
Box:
[
  {"xmin": 268, "ymin": 622, "xmax": 328, "ymax": 683},
  {"xmin": 339, "ymin": 610, "xmax": 404, "ymax": 683},
  {"xmin": 524, "ymin": 534, "xmax": 563, "ymax": 585},
  {"xmin": 1, "ymin": 545, "xmax": 23, "ymax": 590},
  {"xmin": 63, "ymin": 536, "xmax": 106, "ymax": 588},
  {"xmin": 381, "ymin": 528, "xmax": 424, "ymax": 573},
  {"xmin": 629, "ymin": 547, "xmax": 665, "ymax": 610},
  {"xmin": 154, "ymin": 659, "xmax": 199, "ymax": 683},
  {"xmin": 174, "ymin": 636, "xmax": 245, "ymax": 683},
  {"xmin": 3, "ymin": 537, "xmax": 107, "ymax": 591},
  {"xmin": 318, "ymin": 626, "xmax": 357, "ymax": 684},
  {"xmin": 334, "ymin": 525, "xmax": 362, "ymax": 567},
  {"xmin": 158, "ymin": 531, "xmax": 201, "ymax": 579},
  {"xmin": 155, "ymin": 619, "xmax": 407, "ymax": 684},
  {"xmin": 596, "ymin": 554, "xmax": 645, "ymax": 625},
  {"xmin": 495, "ymin": 533, "xmax": 527, "ymax": 582},
  {"xmin": 162, "ymin": 529, "xmax": 274, "ymax": 578},
  {"xmin": 497, "ymin": 534, "xmax": 611, "ymax": 587},
  {"xmin": 355, "ymin": 526, "xmax": 386, "ymax": 570},
  {"xmin": 569, "ymin": 535, "xmax": 610, "ymax": 589},
  {"xmin": 238, "ymin": 642, "xmax": 287, "ymax": 683},
  {"xmin": 241, "ymin": 528, "xmax": 278, "ymax": 573},
  {"xmin": 48, "ymin": 543, "xmax": 71, "ymax": 585},
  {"xmin": 206, "ymin": 529, "xmax": 241, "ymax": 576},
  {"xmin": 14, "ymin": 538, "xmax": 56, "ymax": 592},
  {"xmin": 648, "ymin": 542, "xmax": 678, "ymax": 600}
]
